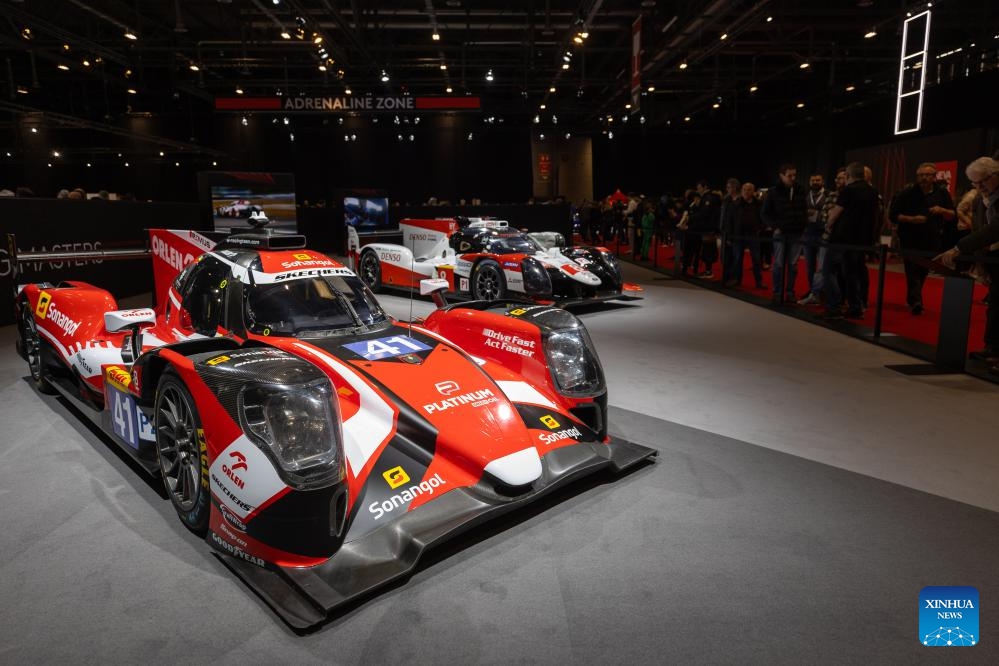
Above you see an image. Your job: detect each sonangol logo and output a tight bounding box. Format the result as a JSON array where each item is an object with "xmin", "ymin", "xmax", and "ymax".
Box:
[
  {"xmin": 435, "ymin": 380, "xmax": 460, "ymax": 395},
  {"xmin": 382, "ymin": 465, "xmax": 411, "ymax": 489}
]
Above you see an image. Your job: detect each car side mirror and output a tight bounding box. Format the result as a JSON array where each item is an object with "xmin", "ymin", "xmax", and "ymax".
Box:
[{"xmin": 420, "ymin": 278, "xmax": 450, "ymax": 309}]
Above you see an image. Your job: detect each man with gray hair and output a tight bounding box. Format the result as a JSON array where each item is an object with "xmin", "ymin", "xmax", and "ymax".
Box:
[
  {"xmin": 889, "ymin": 161, "xmax": 956, "ymax": 314},
  {"xmin": 936, "ymin": 156, "xmax": 999, "ymax": 362}
]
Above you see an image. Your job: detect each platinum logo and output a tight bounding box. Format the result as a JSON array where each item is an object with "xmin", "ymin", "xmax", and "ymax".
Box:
[
  {"xmin": 368, "ymin": 473, "xmax": 447, "ymax": 520},
  {"xmin": 422, "ymin": 388, "xmax": 496, "ymax": 414}
]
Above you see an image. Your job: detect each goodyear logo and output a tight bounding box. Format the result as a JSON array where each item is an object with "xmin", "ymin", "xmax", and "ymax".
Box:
[
  {"xmin": 540, "ymin": 414, "xmax": 560, "ymax": 429},
  {"xmin": 105, "ymin": 365, "xmax": 132, "ymax": 392},
  {"xmin": 382, "ymin": 466, "xmax": 411, "ymax": 489},
  {"xmin": 36, "ymin": 291, "xmax": 52, "ymax": 318},
  {"xmin": 206, "ymin": 355, "xmax": 230, "ymax": 366}
]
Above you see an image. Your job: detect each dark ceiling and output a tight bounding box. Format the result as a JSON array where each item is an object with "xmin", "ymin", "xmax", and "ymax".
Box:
[{"xmin": 1, "ymin": 0, "xmax": 996, "ymax": 156}]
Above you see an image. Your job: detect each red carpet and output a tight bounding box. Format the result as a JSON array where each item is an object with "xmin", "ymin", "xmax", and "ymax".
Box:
[{"xmin": 590, "ymin": 237, "xmax": 989, "ymax": 350}]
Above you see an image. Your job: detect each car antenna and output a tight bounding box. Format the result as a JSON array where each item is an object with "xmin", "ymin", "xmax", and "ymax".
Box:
[{"xmin": 407, "ymin": 228, "xmax": 416, "ymax": 336}]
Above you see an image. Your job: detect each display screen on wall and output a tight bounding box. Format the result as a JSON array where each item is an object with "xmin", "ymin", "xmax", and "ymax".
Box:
[
  {"xmin": 200, "ymin": 171, "xmax": 297, "ymax": 233},
  {"xmin": 344, "ymin": 196, "xmax": 391, "ymax": 229}
]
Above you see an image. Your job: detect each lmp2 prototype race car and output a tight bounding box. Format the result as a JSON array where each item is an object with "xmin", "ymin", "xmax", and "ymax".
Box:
[
  {"xmin": 349, "ymin": 218, "xmax": 643, "ymax": 306},
  {"xmin": 215, "ymin": 199, "xmax": 264, "ymax": 218},
  {"xmin": 9, "ymin": 226, "xmax": 656, "ymax": 630}
]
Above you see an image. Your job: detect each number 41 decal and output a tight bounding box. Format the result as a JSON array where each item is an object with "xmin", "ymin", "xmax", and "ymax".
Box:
[{"xmin": 342, "ymin": 335, "xmax": 432, "ymax": 360}]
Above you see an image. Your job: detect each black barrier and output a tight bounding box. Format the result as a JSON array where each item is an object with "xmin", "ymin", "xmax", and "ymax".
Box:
[{"xmin": 0, "ymin": 199, "xmax": 204, "ymax": 326}]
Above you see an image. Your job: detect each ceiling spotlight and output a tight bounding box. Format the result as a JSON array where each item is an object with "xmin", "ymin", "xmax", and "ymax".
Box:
[
  {"xmin": 432, "ymin": 32, "xmax": 440, "ymax": 41},
  {"xmin": 845, "ymin": 84, "xmax": 856, "ymax": 92},
  {"xmin": 126, "ymin": 88, "xmax": 137, "ymax": 94},
  {"xmin": 82, "ymin": 59, "xmax": 91, "ymax": 67},
  {"xmin": 440, "ymin": 64, "xmax": 447, "ymax": 70},
  {"xmin": 581, "ymin": 32, "xmax": 589, "ymax": 39},
  {"xmin": 485, "ymin": 69, "xmax": 494, "ymax": 81},
  {"xmin": 639, "ymin": 116, "xmax": 646, "ymax": 124},
  {"xmin": 607, "ymin": 131, "xmax": 613, "ymax": 139},
  {"xmin": 124, "ymin": 162, "xmax": 129, "ymax": 167},
  {"xmin": 381, "ymin": 70, "xmax": 390, "ymax": 82},
  {"xmin": 124, "ymin": 68, "xmax": 132, "ymax": 78},
  {"xmin": 159, "ymin": 151, "xmax": 164, "ymax": 156},
  {"xmin": 467, "ymin": 132, "xmax": 474, "ymax": 141},
  {"xmin": 124, "ymin": 30, "xmax": 138, "ymax": 40},
  {"xmin": 52, "ymin": 150, "xmax": 60, "ymax": 157},
  {"xmin": 409, "ymin": 134, "xmax": 414, "ymax": 142},
  {"xmin": 796, "ymin": 102, "xmax": 805, "ymax": 108},
  {"xmin": 63, "ymin": 44, "xmax": 71, "ymax": 51},
  {"xmin": 563, "ymin": 54, "xmax": 571, "ymax": 62},
  {"xmin": 235, "ymin": 85, "xmax": 244, "ymax": 94},
  {"xmin": 573, "ymin": 35, "xmax": 583, "ymax": 44},
  {"xmin": 712, "ymin": 102, "xmax": 720, "ymax": 109},
  {"xmin": 241, "ymin": 116, "xmax": 248, "ymax": 126},
  {"xmin": 625, "ymin": 103, "xmax": 632, "ymax": 109},
  {"xmin": 720, "ymin": 33, "xmax": 728, "ymax": 40},
  {"xmin": 16, "ymin": 86, "xmax": 28, "ymax": 95},
  {"xmin": 562, "ymin": 62, "xmax": 570, "ymax": 70},
  {"xmin": 283, "ymin": 116, "xmax": 289, "ymax": 125},
  {"xmin": 21, "ymin": 27, "xmax": 32, "ymax": 40},
  {"xmin": 31, "ymin": 127, "xmax": 38, "ymax": 133},
  {"xmin": 272, "ymin": 0, "xmax": 281, "ymax": 5},
  {"xmin": 540, "ymin": 104, "xmax": 546, "ymax": 110},
  {"xmin": 189, "ymin": 63, "xmax": 199, "ymax": 71},
  {"xmin": 318, "ymin": 64, "xmax": 327, "ymax": 72},
  {"xmin": 86, "ymin": 162, "xmax": 92, "ymax": 167},
  {"xmin": 175, "ymin": 161, "xmax": 180, "ymax": 167},
  {"xmin": 549, "ymin": 86, "xmax": 556, "ymax": 93},
  {"xmin": 684, "ymin": 116, "xmax": 691, "ymax": 122},
  {"xmin": 799, "ymin": 61, "xmax": 810, "ymax": 69},
  {"xmin": 280, "ymin": 30, "xmax": 291, "ymax": 39},
  {"xmin": 446, "ymin": 86, "xmax": 453, "ymax": 93},
  {"xmin": 345, "ymin": 86, "xmax": 352, "ymax": 95},
  {"xmin": 47, "ymin": 163, "xmax": 52, "ymax": 168},
  {"xmin": 749, "ymin": 84, "xmax": 758, "ymax": 92},
  {"xmin": 565, "ymin": 132, "xmax": 571, "ymax": 140},
  {"xmin": 679, "ymin": 61, "xmax": 688, "ymax": 70},
  {"xmin": 212, "ymin": 161, "xmax": 218, "ymax": 166},
  {"xmin": 533, "ymin": 115, "xmax": 540, "ymax": 124},
  {"xmin": 57, "ymin": 64, "xmax": 70, "ymax": 71},
  {"xmin": 313, "ymin": 34, "xmax": 323, "ymax": 44},
  {"xmin": 647, "ymin": 85, "xmax": 655, "ymax": 92},
  {"xmin": 766, "ymin": 16, "xmax": 773, "ymax": 23}
]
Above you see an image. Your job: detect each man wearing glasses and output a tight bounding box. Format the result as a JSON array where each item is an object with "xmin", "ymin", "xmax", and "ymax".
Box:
[
  {"xmin": 889, "ymin": 162, "xmax": 956, "ymax": 314},
  {"xmin": 936, "ymin": 156, "xmax": 999, "ymax": 364}
]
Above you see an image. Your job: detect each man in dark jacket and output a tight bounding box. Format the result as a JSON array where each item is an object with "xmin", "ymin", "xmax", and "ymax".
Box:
[
  {"xmin": 687, "ymin": 179, "xmax": 722, "ymax": 278},
  {"xmin": 761, "ymin": 164, "xmax": 808, "ymax": 304},
  {"xmin": 822, "ymin": 162, "xmax": 879, "ymax": 318},
  {"xmin": 724, "ymin": 182, "xmax": 765, "ymax": 288},
  {"xmin": 889, "ymin": 162, "xmax": 956, "ymax": 314},
  {"xmin": 935, "ymin": 156, "xmax": 999, "ymax": 363}
]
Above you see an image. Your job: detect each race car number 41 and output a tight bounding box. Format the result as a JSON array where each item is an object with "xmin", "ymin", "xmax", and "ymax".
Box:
[{"xmin": 109, "ymin": 383, "xmax": 155, "ymax": 449}]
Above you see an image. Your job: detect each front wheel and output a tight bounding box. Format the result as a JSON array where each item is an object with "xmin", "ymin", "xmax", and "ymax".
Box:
[
  {"xmin": 472, "ymin": 260, "xmax": 507, "ymax": 301},
  {"xmin": 358, "ymin": 250, "xmax": 383, "ymax": 292},
  {"xmin": 19, "ymin": 303, "xmax": 56, "ymax": 394},
  {"xmin": 155, "ymin": 369, "xmax": 209, "ymax": 534}
]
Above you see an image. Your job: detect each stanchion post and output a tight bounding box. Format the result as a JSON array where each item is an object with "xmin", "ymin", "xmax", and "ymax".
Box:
[{"xmin": 873, "ymin": 243, "xmax": 888, "ymax": 340}]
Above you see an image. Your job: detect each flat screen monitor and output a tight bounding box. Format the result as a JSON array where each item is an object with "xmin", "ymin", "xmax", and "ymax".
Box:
[
  {"xmin": 344, "ymin": 196, "xmax": 391, "ymax": 230},
  {"xmin": 204, "ymin": 171, "xmax": 297, "ymax": 233}
]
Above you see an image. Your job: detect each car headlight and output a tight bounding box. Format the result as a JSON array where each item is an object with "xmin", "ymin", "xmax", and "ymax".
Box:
[
  {"xmin": 599, "ymin": 250, "xmax": 621, "ymax": 279},
  {"xmin": 239, "ymin": 379, "xmax": 343, "ymax": 488},
  {"xmin": 544, "ymin": 327, "xmax": 605, "ymax": 396},
  {"xmin": 521, "ymin": 257, "xmax": 553, "ymax": 296}
]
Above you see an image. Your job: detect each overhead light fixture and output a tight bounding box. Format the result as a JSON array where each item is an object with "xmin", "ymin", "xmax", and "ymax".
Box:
[
  {"xmin": 21, "ymin": 27, "xmax": 32, "ymax": 40},
  {"xmin": 82, "ymin": 59, "xmax": 91, "ymax": 67},
  {"xmin": 52, "ymin": 150, "xmax": 60, "ymax": 157},
  {"xmin": 796, "ymin": 102, "xmax": 805, "ymax": 108},
  {"xmin": 189, "ymin": 63, "xmax": 199, "ymax": 71},
  {"xmin": 159, "ymin": 151, "xmax": 164, "ymax": 156},
  {"xmin": 280, "ymin": 30, "xmax": 291, "ymax": 39},
  {"xmin": 799, "ymin": 61, "xmax": 810, "ymax": 69},
  {"xmin": 845, "ymin": 84, "xmax": 856, "ymax": 92},
  {"xmin": 485, "ymin": 69, "xmax": 494, "ymax": 81},
  {"xmin": 241, "ymin": 116, "xmax": 248, "ymax": 126},
  {"xmin": 562, "ymin": 62, "xmax": 570, "ymax": 70},
  {"xmin": 313, "ymin": 34, "xmax": 323, "ymax": 44},
  {"xmin": 749, "ymin": 84, "xmax": 758, "ymax": 92},
  {"xmin": 720, "ymin": 33, "xmax": 728, "ymax": 41},
  {"xmin": 607, "ymin": 131, "xmax": 613, "ymax": 139},
  {"xmin": 864, "ymin": 30, "xmax": 877, "ymax": 39},
  {"xmin": 212, "ymin": 161, "xmax": 218, "ymax": 166},
  {"xmin": 63, "ymin": 44, "xmax": 71, "ymax": 51},
  {"xmin": 712, "ymin": 102, "xmax": 720, "ymax": 109},
  {"xmin": 647, "ymin": 84, "xmax": 655, "ymax": 92},
  {"xmin": 766, "ymin": 16, "xmax": 773, "ymax": 23},
  {"xmin": 31, "ymin": 127, "xmax": 38, "ymax": 133},
  {"xmin": 381, "ymin": 70, "xmax": 389, "ymax": 82},
  {"xmin": 581, "ymin": 32, "xmax": 589, "ymax": 39},
  {"xmin": 684, "ymin": 116, "xmax": 691, "ymax": 122},
  {"xmin": 432, "ymin": 32, "xmax": 440, "ymax": 41},
  {"xmin": 533, "ymin": 115, "xmax": 540, "ymax": 124},
  {"xmin": 446, "ymin": 85, "xmax": 453, "ymax": 93},
  {"xmin": 175, "ymin": 161, "xmax": 180, "ymax": 167},
  {"xmin": 57, "ymin": 64, "xmax": 70, "ymax": 71},
  {"xmin": 318, "ymin": 64, "xmax": 327, "ymax": 72},
  {"xmin": 16, "ymin": 86, "xmax": 28, "ymax": 95},
  {"xmin": 573, "ymin": 35, "xmax": 583, "ymax": 44},
  {"xmin": 625, "ymin": 103, "xmax": 632, "ymax": 109},
  {"xmin": 124, "ymin": 68, "xmax": 132, "ymax": 78},
  {"xmin": 86, "ymin": 162, "xmax": 91, "ymax": 167},
  {"xmin": 124, "ymin": 29, "xmax": 138, "ymax": 40},
  {"xmin": 344, "ymin": 86, "xmax": 352, "ymax": 95},
  {"xmin": 540, "ymin": 104, "xmax": 546, "ymax": 110},
  {"xmin": 127, "ymin": 88, "xmax": 137, "ymax": 94},
  {"xmin": 124, "ymin": 162, "xmax": 129, "ymax": 167},
  {"xmin": 440, "ymin": 64, "xmax": 447, "ymax": 70},
  {"xmin": 679, "ymin": 61, "xmax": 688, "ymax": 70},
  {"xmin": 235, "ymin": 85, "xmax": 244, "ymax": 94},
  {"xmin": 549, "ymin": 86, "xmax": 556, "ymax": 93}
]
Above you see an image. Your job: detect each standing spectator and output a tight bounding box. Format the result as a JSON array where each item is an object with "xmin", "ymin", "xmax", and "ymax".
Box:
[
  {"xmin": 889, "ymin": 162, "xmax": 956, "ymax": 314},
  {"xmin": 761, "ymin": 164, "xmax": 808, "ymax": 304},
  {"xmin": 799, "ymin": 167, "xmax": 848, "ymax": 306},
  {"xmin": 797, "ymin": 174, "xmax": 828, "ymax": 304},
  {"xmin": 639, "ymin": 201, "xmax": 656, "ymax": 261},
  {"xmin": 822, "ymin": 162, "xmax": 879, "ymax": 319},
  {"xmin": 720, "ymin": 178, "xmax": 742, "ymax": 285},
  {"xmin": 688, "ymin": 180, "xmax": 722, "ymax": 278},
  {"xmin": 725, "ymin": 182, "xmax": 765, "ymax": 289},
  {"xmin": 935, "ymin": 157, "xmax": 999, "ymax": 363}
]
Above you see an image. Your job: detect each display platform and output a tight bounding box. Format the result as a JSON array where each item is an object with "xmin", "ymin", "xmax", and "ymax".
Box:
[{"xmin": 1, "ymin": 269, "xmax": 997, "ymax": 659}]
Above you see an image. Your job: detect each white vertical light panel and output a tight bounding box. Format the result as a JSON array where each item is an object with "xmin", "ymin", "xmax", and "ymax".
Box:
[{"xmin": 894, "ymin": 9, "xmax": 932, "ymax": 135}]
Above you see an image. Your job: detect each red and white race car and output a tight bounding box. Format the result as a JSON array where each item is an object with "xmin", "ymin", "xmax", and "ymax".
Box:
[
  {"xmin": 215, "ymin": 199, "xmax": 263, "ymax": 218},
  {"xmin": 349, "ymin": 218, "xmax": 643, "ymax": 306},
  {"xmin": 10, "ymin": 226, "xmax": 655, "ymax": 629}
]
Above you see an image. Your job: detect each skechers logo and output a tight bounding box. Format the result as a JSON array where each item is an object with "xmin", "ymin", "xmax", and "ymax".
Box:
[
  {"xmin": 382, "ymin": 466, "xmax": 411, "ymax": 489},
  {"xmin": 538, "ymin": 426, "xmax": 582, "ymax": 445},
  {"xmin": 422, "ymin": 388, "xmax": 497, "ymax": 414},
  {"xmin": 368, "ymin": 473, "xmax": 446, "ymax": 520}
]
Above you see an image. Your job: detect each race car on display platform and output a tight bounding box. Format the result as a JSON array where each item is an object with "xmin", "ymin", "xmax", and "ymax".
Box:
[
  {"xmin": 9, "ymin": 226, "xmax": 656, "ymax": 630},
  {"xmin": 215, "ymin": 199, "xmax": 264, "ymax": 218},
  {"xmin": 348, "ymin": 217, "xmax": 643, "ymax": 306}
]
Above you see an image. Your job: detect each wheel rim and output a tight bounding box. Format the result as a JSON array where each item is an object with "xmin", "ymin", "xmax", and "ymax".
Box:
[
  {"xmin": 475, "ymin": 266, "xmax": 501, "ymax": 300},
  {"xmin": 360, "ymin": 254, "xmax": 379, "ymax": 286},
  {"xmin": 156, "ymin": 385, "xmax": 201, "ymax": 512},
  {"xmin": 22, "ymin": 311, "xmax": 42, "ymax": 381}
]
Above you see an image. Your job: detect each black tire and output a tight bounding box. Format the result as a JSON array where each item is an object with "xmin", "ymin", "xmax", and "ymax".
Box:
[
  {"xmin": 358, "ymin": 250, "xmax": 383, "ymax": 292},
  {"xmin": 472, "ymin": 259, "xmax": 506, "ymax": 301},
  {"xmin": 19, "ymin": 302, "xmax": 57, "ymax": 394},
  {"xmin": 154, "ymin": 369, "xmax": 210, "ymax": 534}
]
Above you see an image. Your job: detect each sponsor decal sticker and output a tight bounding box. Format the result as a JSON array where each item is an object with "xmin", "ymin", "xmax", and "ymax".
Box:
[
  {"xmin": 368, "ymin": 473, "xmax": 447, "ymax": 520},
  {"xmin": 198, "ymin": 429, "xmax": 208, "ymax": 489},
  {"xmin": 540, "ymin": 414, "xmax": 560, "ymax": 429},
  {"xmin": 398, "ymin": 353, "xmax": 423, "ymax": 365},
  {"xmin": 459, "ymin": 277, "xmax": 469, "ymax": 291},
  {"xmin": 293, "ymin": 253, "xmax": 311, "ymax": 261},
  {"xmin": 42, "ymin": 299, "xmax": 81, "ymax": 337},
  {"xmin": 35, "ymin": 291, "xmax": 52, "ymax": 317},
  {"xmin": 343, "ymin": 334, "xmax": 432, "ymax": 360},
  {"xmin": 920, "ymin": 586, "xmax": 978, "ymax": 646},
  {"xmin": 210, "ymin": 531, "xmax": 265, "ymax": 567},
  {"xmin": 538, "ymin": 426, "xmax": 582, "ymax": 445},
  {"xmin": 383, "ymin": 465, "xmax": 411, "ymax": 489},
  {"xmin": 423, "ymin": 388, "xmax": 497, "ymax": 414},
  {"xmin": 206, "ymin": 355, "xmax": 230, "ymax": 366},
  {"xmin": 105, "ymin": 365, "xmax": 132, "ymax": 392},
  {"xmin": 219, "ymin": 504, "xmax": 247, "ymax": 532},
  {"xmin": 482, "ymin": 328, "xmax": 536, "ymax": 357},
  {"xmin": 223, "ymin": 451, "xmax": 248, "ymax": 489},
  {"xmin": 435, "ymin": 380, "xmax": 460, "ymax": 395},
  {"xmin": 509, "ymin": 308, "xmax": 528, "ymax": 316}
]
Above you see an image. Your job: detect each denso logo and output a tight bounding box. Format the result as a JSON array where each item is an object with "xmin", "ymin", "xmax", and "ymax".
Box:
[
  {"xmin": 538, "ymin": 426, "xmax": 582, "ymax": 445},
  {"xmin": 379, "ymin": 251, "xmax": 402, "ymax": 262},
  {"xmin": 222, "ymin": 451, "xmax": 247, "ymax": 489},
  {"xmin": 151, "ymin": 235, "xmax": 195, "ymax": 272},
  {"xmin": 45, "ymin": 301, "xmax": 81, "ymax": 337},
  {"xmin": 423, "ymin": 388, "xmax": 497, "ymax": 414}
]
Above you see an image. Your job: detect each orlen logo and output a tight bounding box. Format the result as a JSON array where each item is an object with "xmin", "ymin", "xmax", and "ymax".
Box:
[
  {"xmin": 222, "ymin": 451, "xmax": 247, "ymax": 489},
  {"xmin": 435, "ymin": 380, "xmax": 460, "ymax": 396},
  {"xmin": 151, "ymin": 235, "xmax": 195, "ymax": 272},
  {"xmin": 35, "ymin": 291, "xmax": 52, "ymax": 318},
  {"xmin": 382, "ymin": 466, "xmax": 411, "ymax": 489}
]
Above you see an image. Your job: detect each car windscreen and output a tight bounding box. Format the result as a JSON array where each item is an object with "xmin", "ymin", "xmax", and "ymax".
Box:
[
  {"xmin": 485, "ymin": 234, "xmax": 542, "ymax": 255},
  {"xmin": 244, "ymin": 275, "xmax": 388, "ymax": 336}
]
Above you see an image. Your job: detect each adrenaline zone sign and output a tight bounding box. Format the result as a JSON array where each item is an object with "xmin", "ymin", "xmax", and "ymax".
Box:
[{"xmin": 215, "ymin": 95, "xmax": 481, "ymax": 114}]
